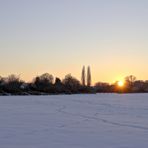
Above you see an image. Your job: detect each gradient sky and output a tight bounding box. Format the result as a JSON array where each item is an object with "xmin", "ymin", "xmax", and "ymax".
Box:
[{"xmin": 0, "ymin": 0, "xmax": 148, "ymax": 83}]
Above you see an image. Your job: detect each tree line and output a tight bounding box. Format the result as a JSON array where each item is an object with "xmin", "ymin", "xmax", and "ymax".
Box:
[
  {"xmin": 0, "ymin": 67, "xmax": 94, "ymax": 95},
  {"xmin": 95, "ymin": 75, "xmax": 148, "ymax": 93},
  {"xmin": 0, "ymin": 67, "xmax": 148, "ymax": 95}
]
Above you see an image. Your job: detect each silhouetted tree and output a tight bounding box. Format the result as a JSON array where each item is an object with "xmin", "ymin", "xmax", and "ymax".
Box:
[
  {"xmin": 143, "ymin": 81, "xmax": 148, "ymax": 92},
  {"xmin": 81, "ymin": 66, "xmax": 86, "ymax": 86},
  {"xmin": 87, "ymin": 66, "xmax": 91, "ymax": 87},
  {"xmin": 95, "ymin": 82, "xmax": 111, "ymax": 92},
  {"xmin": 0, "ymin": 76, "xmax": 4, "ymax": 93},
  {"xmin": 0, "ymin": 76, "xmax": 4, "ymax": 85},
  {"xmin": 55, "ymin": 77, "xmax": 62, "ymax": 85},
  {"xmin": 63, "ymin": 74, "xmax": 81, "ymax": 93},
  {"xmin": 133, "ymin": 80, "xmax": 145, "ymax": 92},
  {"xmin": 3, "ymin": 75, "xmax": 23, "ymax": 93},
  {"xmin": 54, "ymin": 77, "xmax": 65, "ymax": 93},
  {"xmin": 33, "ymin": 73, "xmax": 54, "ymax": 92},
  {"xmin": 125, "ymin": 75, "xmax": 136, "ymax": 92},
  {"xmin": 125, "ymin": 75, "xmax": 136, "ymax": 85},
  {"xmin": 40, "ymin": 73, "xmax": 54, "ymax": 84}
]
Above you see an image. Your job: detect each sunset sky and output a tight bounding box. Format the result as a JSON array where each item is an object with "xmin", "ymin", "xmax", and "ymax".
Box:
[{"xmin": 0, "ymin": 0, "xmax": 148, "ymax": 83}]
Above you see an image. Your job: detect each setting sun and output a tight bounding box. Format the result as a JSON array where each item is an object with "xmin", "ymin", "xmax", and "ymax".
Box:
[{"xmin": 117, "ymin": 81, "xmax": 124, "ymax": 87}]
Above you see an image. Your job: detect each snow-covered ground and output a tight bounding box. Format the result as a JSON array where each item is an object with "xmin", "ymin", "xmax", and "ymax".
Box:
[{"xmin": 0, "ymin": 94, "xmax": 148, "ymax": 148}]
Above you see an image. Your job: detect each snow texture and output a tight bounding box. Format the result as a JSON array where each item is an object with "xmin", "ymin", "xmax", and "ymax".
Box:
[{"xmin": 0, "ymin": 94, "xmax": 148, "ymax": 148}]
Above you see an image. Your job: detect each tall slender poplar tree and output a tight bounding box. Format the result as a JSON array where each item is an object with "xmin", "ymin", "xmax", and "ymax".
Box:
[
  {"xmin": 81, "ymin": 66, "xmax": 86, "ymax": 86},
  {"xmin": 87, "ymin": 66, "xmax": 91, "ymax": 87}
]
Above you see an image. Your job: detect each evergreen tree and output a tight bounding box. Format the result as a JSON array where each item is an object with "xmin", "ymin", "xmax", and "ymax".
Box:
[
  {"xmin": 87, "ymin": 66, "xmax": 91, "ymax": 87},
  {"xmin": 81, "ymin": 66, "xmax": 86, "ymax": 86}
]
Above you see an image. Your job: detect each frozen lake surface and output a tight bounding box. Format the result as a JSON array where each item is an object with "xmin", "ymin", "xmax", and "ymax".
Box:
[{"xmin": 0, "ymin": 94, "xmax": 148, "ymax": 148}]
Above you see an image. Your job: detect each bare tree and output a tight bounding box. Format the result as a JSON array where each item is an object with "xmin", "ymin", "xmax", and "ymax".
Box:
[
  {"xmin": 7, "ymin": 74, "xmax": 20, "ymax": 83},
  {"xmin": 81, "ymin": 66, "xmax": 86, "ymax": 86},
  {"xmin": 87, "ymin": 66, "xmax": 91, "ymax": 87},
  {"xmin": 125, "ymin": 75, "xmax": 136, "ymax": 86},
  {"xmin": 3, "ymin": 75, "xmax": 23, "ymax": 93}
]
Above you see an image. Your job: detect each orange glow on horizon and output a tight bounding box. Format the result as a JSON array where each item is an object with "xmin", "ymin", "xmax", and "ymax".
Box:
[{"xmin": 117, "ymin": 80, "xmax": 125, "ymax": 87}]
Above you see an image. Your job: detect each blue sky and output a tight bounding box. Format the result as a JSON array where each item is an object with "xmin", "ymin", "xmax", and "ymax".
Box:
[{"xmin": 0, "ymin": 0, "xmax": 148, "ymax": 83}]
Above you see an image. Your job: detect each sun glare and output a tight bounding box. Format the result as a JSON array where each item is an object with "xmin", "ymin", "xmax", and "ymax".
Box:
[{"xmin": 117, "ymin": 81, "xmax": 124, "ymax": 87}]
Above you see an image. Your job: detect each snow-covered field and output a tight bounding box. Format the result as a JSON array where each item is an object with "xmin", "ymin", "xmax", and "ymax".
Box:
[{"xmin": 0, "ymin": 94, "xmax": 148, "ymax": 148}]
